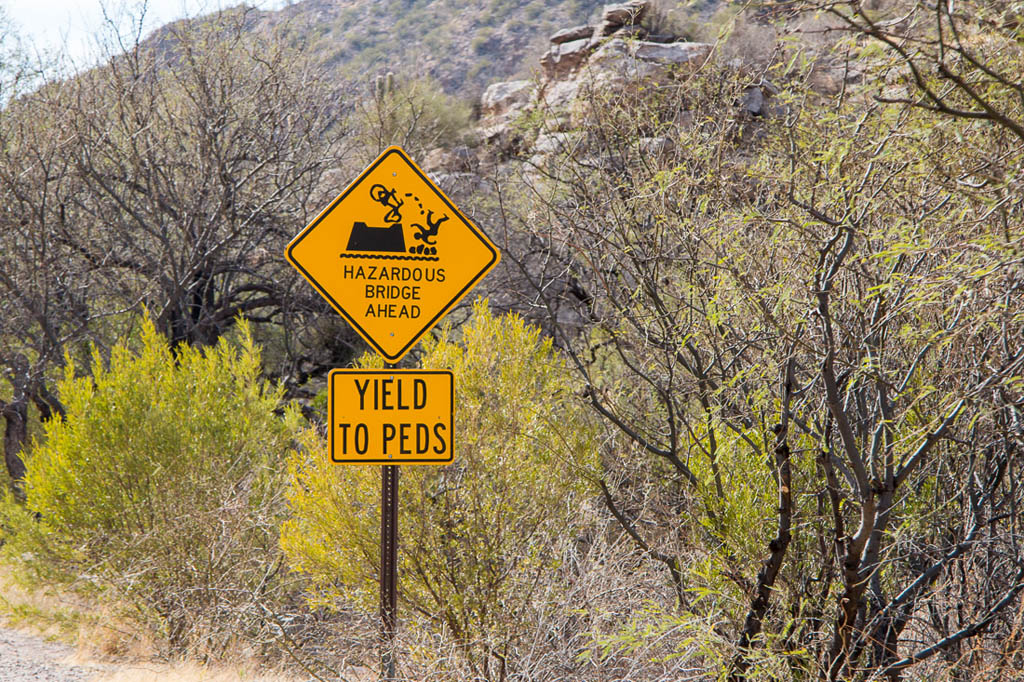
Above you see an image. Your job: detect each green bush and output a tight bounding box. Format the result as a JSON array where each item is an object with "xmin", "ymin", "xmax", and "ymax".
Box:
[
  {"xmin": 0, "ymin": 319, "xmax": 301, "ymax": 656},
  {"xmin": 281, "ymin": 301, "xmax": 599, "ymax": 677},
  {"xmin": 355, "ymin": 72, "xmax": 474, "ymax": 156}
]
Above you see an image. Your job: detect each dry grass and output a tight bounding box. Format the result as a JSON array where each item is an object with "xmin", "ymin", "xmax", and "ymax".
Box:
[
  {"xmin": 86, "ymin": 661, "xmax": 319, "ymax": 682},
  {"xmin": 0, "ymin": 564, "xmax": 170, "ymax": 661},
  {"xmin": 0, "ymin": 566, "xmax": 359, "ymax": 682},
  {"xmin": 0, "ymin": 565, "xmax": 93, "ymax": 643}
]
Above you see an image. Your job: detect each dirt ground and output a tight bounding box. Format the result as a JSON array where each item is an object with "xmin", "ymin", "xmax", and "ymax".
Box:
[
  {"xmin": 0, "ymin": 625, "xmax": 109, "ymax": 682},
  {"xmin": 0, "ymin": 571, "xmax": 349, "ymax": 682},
  {"xmin": 0, "ymin": 622, "xmax": 324, "ymax": 682}
]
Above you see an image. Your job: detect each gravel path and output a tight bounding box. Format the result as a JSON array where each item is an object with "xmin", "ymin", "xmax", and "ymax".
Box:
[{"xmin": 0, "ymin": 625, "xmax": 107, "ymax": 682}]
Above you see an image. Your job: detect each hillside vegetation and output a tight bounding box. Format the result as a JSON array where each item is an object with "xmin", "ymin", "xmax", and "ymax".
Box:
[
  {"xmin": 150, "ymin": 0, "xmax": 609, "ymax": 95},
  {"xmin": 1, "ymin": 1, "xmax": 1023, "ymax": 680}
]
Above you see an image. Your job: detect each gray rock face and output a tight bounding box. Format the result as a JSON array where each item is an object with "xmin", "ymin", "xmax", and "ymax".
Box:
[
  {"xmin": 632, "ymin": 41, "xmax": 712, "ymax": 66},
  {"xmin": 587, "ymin": 39, "xmax": 711, "ymax": 79},
  {"xmin": 740, "ymin": 81, "xmax": 783, "ymax": 117},
  {"xmin": 587, "ymin": 38, "xmax": 636, "ymax": 71},
  {"xmin": 480, "ymin": 79, "xmax": 533, "ymax": 117},
  {"xmin": 550, "ymin": 25, "xmax": 594, "ymax": 44},
  {"xmin": 540, "ymin": 37, "xmax": 594, "ymax": 78},
  {"xmin": 477, "ymin": 8, "xmax": 715, "ymax": 159},
  {"xmin": 602, "ymin": 1, "xmax": 648, "ymax": 28},
  {"xmin": 533, "ymin": 131, "xmax": 582, "ymax": 156},
  {"xmin": 571, "ymin": 38, "xmax": 713, "ymax": 108},
  {"xmin": 538, "ymin": 78, "xmax": 581, "ymax": 111},
  {"xmin": 741, "ymin": 86, "xmax": 765, "ymax": 116}
]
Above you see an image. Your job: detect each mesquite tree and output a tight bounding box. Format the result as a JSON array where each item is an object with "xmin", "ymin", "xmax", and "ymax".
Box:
[
  {"xmin": 497, "ymin": 13, "xmax": 1023, "ymax": 678},
  {"xmin": 0, "ymin": 7, "xmax": 348, "ymax": 485}
]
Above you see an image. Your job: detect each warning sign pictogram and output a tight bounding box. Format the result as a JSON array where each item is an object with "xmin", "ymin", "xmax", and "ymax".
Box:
[{"xmin": 285, "ymin": 146, "xmax": 500, "ymax": 362}]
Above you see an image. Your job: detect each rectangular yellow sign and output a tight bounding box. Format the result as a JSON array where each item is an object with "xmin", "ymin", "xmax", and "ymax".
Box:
[{"xmin": 327, "ymin": 369, "xmax": 453, "ymax": 465}]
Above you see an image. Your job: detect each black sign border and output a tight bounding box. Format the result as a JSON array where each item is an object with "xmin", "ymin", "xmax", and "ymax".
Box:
[
  {"xmin": 327, "ymin": 368, "xmax": 455, "ymax": 465},
  {"xmin": 286, "ymin": 147, "xmax": 500, "ymax": 362}
]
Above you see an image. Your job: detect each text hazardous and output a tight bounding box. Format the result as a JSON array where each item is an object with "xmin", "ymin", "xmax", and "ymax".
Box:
[{"xmin": 328, "ymin": 369, "xmax": 454, "ymax": 465}]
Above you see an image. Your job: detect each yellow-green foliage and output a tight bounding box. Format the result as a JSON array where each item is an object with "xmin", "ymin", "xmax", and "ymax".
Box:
[
  {"xmin": 281, "ymin": 301, "xmax": 598, "ymax": 666},
  {"xmin": 355, "ymin": 73, "xmax": 473, "ymax": 156},
  {"xmin": 0, "ymin": 318, "xmax": 300, "ymax": 652}
]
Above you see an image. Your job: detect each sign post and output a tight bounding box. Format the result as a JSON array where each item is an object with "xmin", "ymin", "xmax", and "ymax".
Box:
[
  {"xmin": 327, "ymin": 366, "xmax": 453, "ymax": 678},
  {"xmin": 285, "ymin": 146, "xmax": 498, "ymax": 680},
  {"xmin": 380, "ymin": 463, "xmax": 398, "ymax": 678}
]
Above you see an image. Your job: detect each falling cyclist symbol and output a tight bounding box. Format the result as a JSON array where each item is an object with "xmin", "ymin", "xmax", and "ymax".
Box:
[{"xmin": 341, "ymin": 183, "xmax": 446, "ymax": 259}]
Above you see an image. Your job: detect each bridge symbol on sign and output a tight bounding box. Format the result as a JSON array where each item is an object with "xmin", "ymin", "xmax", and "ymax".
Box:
[{"xmin": 342, "ymin": 183, "xmax": 447, "ymax": 258}]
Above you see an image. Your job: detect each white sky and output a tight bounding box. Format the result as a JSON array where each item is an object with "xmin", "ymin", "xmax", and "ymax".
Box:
[{"xmin": 3, "ymin": 0, "xmax": 288, "ymax": 69}]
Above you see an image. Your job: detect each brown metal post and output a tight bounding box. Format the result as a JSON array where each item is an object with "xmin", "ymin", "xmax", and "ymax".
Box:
[{"xmin": 380, "ymin": 463, "xmax": 398, "ymax": 679}]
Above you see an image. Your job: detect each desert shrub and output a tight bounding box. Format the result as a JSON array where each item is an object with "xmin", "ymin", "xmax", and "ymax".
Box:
[
  {"xmin": 500, "ymin": 5, "xmax": 1024, "ymax": 676},
  {"xmin": 355, "ymin": 72, "xmax": 474, "ymax": 157},
  {"xmin": 0, "ymin": 319, "xmax": 301, "ymax": 656},
  {"xmin": 281, "ymin": 301, "xmax": 599, "ymax": 679}
]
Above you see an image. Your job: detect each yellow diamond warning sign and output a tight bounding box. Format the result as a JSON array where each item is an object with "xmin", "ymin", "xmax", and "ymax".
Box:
[
  {"xmin": 285, "ymin": 146, "xmax": 500, "ymax": 362},
  {"xmin": 328, "ymin": 369, "xmax": 453, "ymax": 465}
]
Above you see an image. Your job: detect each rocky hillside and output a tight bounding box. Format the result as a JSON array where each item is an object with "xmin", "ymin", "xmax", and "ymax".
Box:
[
  {"xmin": 155, "ymin": 0, "xmax": 622, "ymax": 96},
  {"xmin": 150, "ymin": 0, "xmax": 741, "ymax": 98},
  {"xmin": 422, "ymin": 0, "xmax": 777, "ymax": 172},
  {"xmin": 476, "ymin": 1, "xmax": 718, "ymax": 156}
]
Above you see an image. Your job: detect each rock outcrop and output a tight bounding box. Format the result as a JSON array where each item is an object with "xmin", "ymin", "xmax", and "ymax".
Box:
[
  {"xmin": 549, "ymin": 25, "xmax": 594, "ymax": 44},
  {"xmin": 417, "ymin": 0, "xmax": 786, "ymax": 172},
  {"xmin": 599, "ymin": 1, "xmax": 648, "ymax": 36},
  {"xmin": 476, "ymin": 1, "xmax": 719, "ymax": 155},
  {"xmin": 537, "ymin": 0, "xmax": 702, "ymax": 79},
  {"xmin": 480, "ymin": 80, "xmax": 533, "ymax": 119},
  {"xmin": 539, "ymin": 38, "xmax": 593, "ymax": 79}
]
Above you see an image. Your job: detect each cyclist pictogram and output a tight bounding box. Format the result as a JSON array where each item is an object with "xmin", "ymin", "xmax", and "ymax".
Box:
[{"xmin": 342, "ymin": 183, "xmax": 448, "ymax": 260}]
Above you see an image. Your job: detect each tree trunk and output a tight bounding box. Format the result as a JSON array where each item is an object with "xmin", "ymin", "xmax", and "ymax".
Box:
[{"xmin": 1, "ymin": 398, "xmax": 28, "ymax": 485}]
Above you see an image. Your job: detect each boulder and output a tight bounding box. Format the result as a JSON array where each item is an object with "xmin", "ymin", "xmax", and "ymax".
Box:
[
  {"xmin": 740, "ymin": 80, "xmax": 784, "ymax": 118},
  {"xmin": 632, "ymin": 41, "xmax": 712, "ymax": 67},
  {"xmin": 480, "ymin": 80, "xmax": 533, "ymax": 118},
  {"xmin": 540, "ymin": 37, "xmax": 593, "ymax": 78},
  {"xmin": 566, "ymin": 39, "xmax": 712, "ymax": 127},
  {"xmin": 569, "ymin": 41, "xmax": 666, "ymax": 128},
  {"xmin": 533, "ymin": 131, "xmax": 582, "ymax": 156},
  {"xmin": 586, "ymin": 38, "xmax": 666, "ymax": 83},
  {"xmin": 740, "ymin": 86, "xmax": 764, "ymax": 116},
  {"xmin": 587, "ymin": 38, "xmax": 637, "ymax": 72},
  {"xmin": 602, "ymin": 1, "xmax": 648, "ymax": 28},
  {"xmin": 538, "ymin": 78, "xmax": 581, "ymax": 112},
  {"xmin": 550, "ymin": 25, "xmax": 594, "ymax": 44}
]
